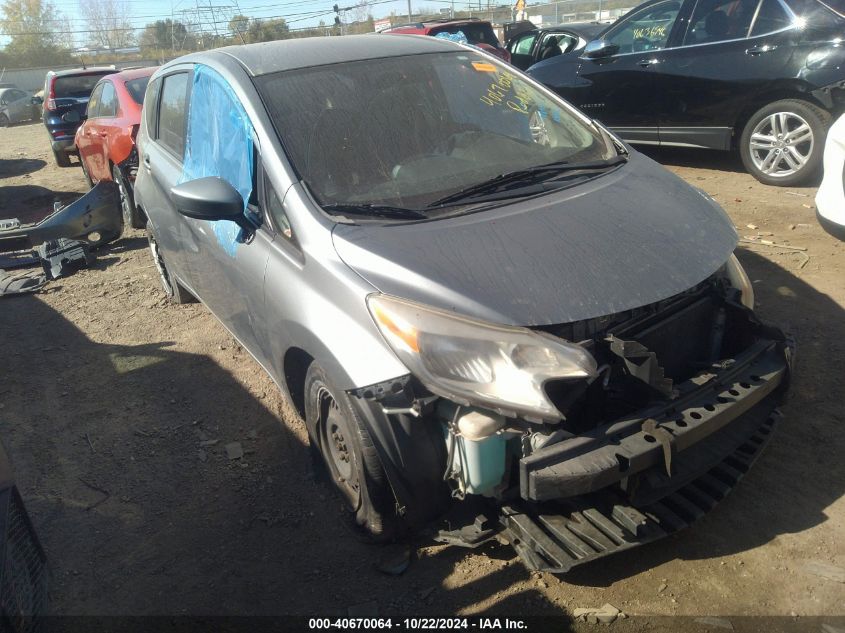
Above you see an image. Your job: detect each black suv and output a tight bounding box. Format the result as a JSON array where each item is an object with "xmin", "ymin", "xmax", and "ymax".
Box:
[
  {"xmin": 42, "ymin": 67, "xmax": 116, "ymax": 167},
  {"xmin": 527, "ymin": 0, "xmax": 845, "ymax": 185}
]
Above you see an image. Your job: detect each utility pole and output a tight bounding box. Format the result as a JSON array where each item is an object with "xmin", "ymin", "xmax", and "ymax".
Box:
[{"xmin": 407, "ymin": 0, "xmax": 412, "ymax": 22}]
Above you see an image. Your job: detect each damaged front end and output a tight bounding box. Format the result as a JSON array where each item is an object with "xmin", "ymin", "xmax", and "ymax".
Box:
[
  {"xmin": 356, "ymin": 259, "xmax": 792, "ymax": 572},
  {"xmin": 0, "ymin": 181, "xmax": 122, "ymax": 253}
]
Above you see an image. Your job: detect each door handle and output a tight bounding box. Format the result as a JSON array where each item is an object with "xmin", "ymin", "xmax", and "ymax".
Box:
[
  {"xmin": 746, "ymin": 44, "xmax": 776, "ymax": 55},
  {"xmin": 143, "ymin": 155, "xmax": 151, "ymax": 172},
  {"xmin": 637, "ymin": 58, "xmax": 660, "ymax": 68}
]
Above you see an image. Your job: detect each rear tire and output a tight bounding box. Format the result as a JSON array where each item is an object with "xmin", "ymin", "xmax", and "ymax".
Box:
[
  {"xmin": 304, "ymin": 362, "xmax": 399, "ymax": 541},
  {"xmin": 146, "ymin": 227, "xmax": 196, "ymax": 304},
  {"xmin": 740, "ymin": 99, "xmax": 831, "ymax": 186},
  {"xmin": 113, "ymin": 164, "xmax": 143, "ymax": 232},
  {"xmin": 0, "ymin": 114, "xmax": 9, "ymax": 128},
  {"xmin": 53, "ymin": 148, "xmax": 71, "ymax": 168}
]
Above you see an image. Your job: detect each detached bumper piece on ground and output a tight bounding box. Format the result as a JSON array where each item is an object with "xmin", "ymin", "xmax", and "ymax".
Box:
[
  {"xmin": 0, "ymin": 181, "xmax": 121, "ymax": 253},
  {"xmin": 0, "ymin": 443, "xmax": 47, "ymax": 633}
]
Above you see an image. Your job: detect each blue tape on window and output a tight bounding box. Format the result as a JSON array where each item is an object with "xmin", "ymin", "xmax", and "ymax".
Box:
[{"xmin": 181, "ymin": 64, "xmax": 254, "ymax": 257}]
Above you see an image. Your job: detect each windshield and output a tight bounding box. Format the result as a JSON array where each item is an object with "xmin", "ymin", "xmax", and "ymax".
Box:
[
  {"xmin": 54, "ymin": 72, "xmax": 113, "ymax": 99},
  {"xmin": 255, "ymin": 51, "xmax": 613, "ymax": 215},
  {"xmin": 125, "ymin": 77, "xmax": 150, "ymax": 105}
]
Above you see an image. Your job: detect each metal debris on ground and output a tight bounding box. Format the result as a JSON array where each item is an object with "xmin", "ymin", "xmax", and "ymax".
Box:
[
  {"xmin": 0, "ymin": 249, "xmax": 39, "ymax": 269},
  {"xmin": 0, "ymin": 268, "xmax": 46, "ymax": 297},
  {"xmin": 36, "ymin": 238, "xmax": 95, "ymax": 280},
  {"xmin": 572, "ymin": 603, "xmax": 625, "ymax": 624}
]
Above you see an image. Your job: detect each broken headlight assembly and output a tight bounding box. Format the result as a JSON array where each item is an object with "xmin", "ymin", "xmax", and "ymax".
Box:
[
  {"xmin": 725, "ymin": 253, "xmax": 755, "ymax": 310},
  {"xmin": 367, "ymin": 294, "xmax": 598, "ymax": 421}
]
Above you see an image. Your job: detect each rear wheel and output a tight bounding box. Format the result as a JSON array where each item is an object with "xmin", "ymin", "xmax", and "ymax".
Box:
[
  {"xmin": 113, "ymin": 164, "xmax": 143, "ymax": 231},
  {"xmin": 305, "ymin": 362, "xmax": 399, "ymax": 541},
  {"xmin": 53, "ymin": 148, "xmax": 71, "ymax": 168},
  {"xmin": 0, "ymin": 114, "xmax": 9, "ymax": 128},
  {"xmin": 146, "ymin": 227, "xmax": 196, "ymax": 304},
  {"xmin": 740, "ymin": 99, "xmax": 830, "ymax": 186}
]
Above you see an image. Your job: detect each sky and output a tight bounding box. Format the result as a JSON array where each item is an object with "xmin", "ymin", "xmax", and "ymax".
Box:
[{"xmin": 5, "ymin": 0, "xmax": 493, "ymax": 49}]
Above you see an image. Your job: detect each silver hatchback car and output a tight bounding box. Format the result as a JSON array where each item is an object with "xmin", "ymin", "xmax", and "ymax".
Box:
[{"xmin": 135, "ymin": 35, "xmax": 792, "ymax": 573}]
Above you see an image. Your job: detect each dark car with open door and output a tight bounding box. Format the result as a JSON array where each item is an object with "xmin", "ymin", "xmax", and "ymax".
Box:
[
  {"xmin": 506, "ymin": 21, "xmax": 608, "ymax": 70},
  {"xmin": 527, "ymin": 0, "xmax": 845, "ymax": 185}
]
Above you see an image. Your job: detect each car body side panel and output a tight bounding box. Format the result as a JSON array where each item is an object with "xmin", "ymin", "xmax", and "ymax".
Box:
[{"xmin": 655, "ymin": 30, "xmax": 797, "ymax": 132}]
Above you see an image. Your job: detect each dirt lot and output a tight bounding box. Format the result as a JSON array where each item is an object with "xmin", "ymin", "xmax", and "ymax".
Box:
[{"xmin": 1, "ymin": 120, "xmax": 843, "ymax": 627}]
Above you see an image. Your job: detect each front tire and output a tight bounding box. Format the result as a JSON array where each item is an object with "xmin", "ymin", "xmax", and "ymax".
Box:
[
  {"xmin": 146, "ymin": 227, "xmax": 196, "ymax": 304},
  {"xmin": 740, "ymin": 99, "xmax": 830, "ymax": 186},
  {"xmin": 304, "ymin": 362, "xmax": 399, "ymax": 541}
]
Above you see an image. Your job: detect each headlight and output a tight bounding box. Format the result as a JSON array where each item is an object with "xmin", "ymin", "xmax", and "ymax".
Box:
[
  {"xmin": 726, "ymin": 253, "xmax": 754, "ymax": 310},
  {"xmin": 367, "ymin": 294, "xmax": 597, "ymax": 421}
]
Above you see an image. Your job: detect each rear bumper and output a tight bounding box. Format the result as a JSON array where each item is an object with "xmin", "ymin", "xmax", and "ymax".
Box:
[
  {"xmin": 50, "ymin": 139, "xmax": 76, "ymax": 153},
  {"xmin": 520, "ymin": 337, "xmax": 789, "ymax": 502}
]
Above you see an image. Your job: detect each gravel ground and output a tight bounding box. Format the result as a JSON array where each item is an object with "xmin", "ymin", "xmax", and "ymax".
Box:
[{"xmin": 0, "ymin": 120, "xmax": 843, "ymax": 629}]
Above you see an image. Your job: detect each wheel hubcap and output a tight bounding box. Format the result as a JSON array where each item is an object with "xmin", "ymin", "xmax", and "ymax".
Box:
[{"xmin": 749, "ymin": 111, "xmax": 814, "ymax": 178}]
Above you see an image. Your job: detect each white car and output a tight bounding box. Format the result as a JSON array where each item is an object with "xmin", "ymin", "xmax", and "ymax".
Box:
[{"xmin": 816, "ymin": 114, "xmax": 845, "ymax": 241}]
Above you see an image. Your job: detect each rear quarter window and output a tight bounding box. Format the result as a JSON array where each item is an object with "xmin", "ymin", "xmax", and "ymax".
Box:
[
  {"xmin": 126, "ymin": 77, "xmax": 150, "ymax": 105},
  {"xmin": 144, "ymin": 78, "xmax": 161, "ymax": 136}
]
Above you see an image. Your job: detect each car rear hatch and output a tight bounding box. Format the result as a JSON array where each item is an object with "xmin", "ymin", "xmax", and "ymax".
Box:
[{"xmin": 45, "ymin": 72, "xmax": 111, "ymax": 141}]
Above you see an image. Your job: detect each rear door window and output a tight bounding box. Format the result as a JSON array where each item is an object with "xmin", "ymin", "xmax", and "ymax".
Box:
[
  {"xmin": 683, "ymin": 0, "xmax": 760, "ymax": 44},
  {"xmin": 510, "ymin": 32, "xmax": 538, "ymax": 54},
  {"xmin": 750, "ymin": 0, "xmax": 794, "ymax": 34},
  {"xmin": 99, "ymin": 82, "xmax": 118, "ymax": 118},
  {"xmin": 86, "ymin": 83, "xmax": 104, "ymax": 118},
  {"xmin": 156, "ymin": 72, "xmax": 190, "ymax": 160}
]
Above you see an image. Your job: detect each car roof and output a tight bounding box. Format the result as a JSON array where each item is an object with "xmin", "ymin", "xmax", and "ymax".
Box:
[
  {"xmin": 49, "ymin": 67, "xmax": 117, "ymax": 78},
  {"xmin": 198, "ymin": 34, "xmax": 463, "ymax": 77},
  {"xmin": 105, "ymin": 66, "xmax": 158, "ymax": 82}
]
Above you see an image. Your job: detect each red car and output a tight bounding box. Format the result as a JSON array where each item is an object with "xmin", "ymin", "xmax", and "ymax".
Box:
[
  {"xmin": 382, "ymin": 18, "xmax": 511, "ymax": 63},
  {"xmin": 75, "ymin": 67, "xmax": 157, "ymax": 231}
]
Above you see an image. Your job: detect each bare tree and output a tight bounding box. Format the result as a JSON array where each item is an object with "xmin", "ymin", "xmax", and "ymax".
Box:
[{"xmin": 78, "ymin": 0, "xmax": 135, "ymax": 49}]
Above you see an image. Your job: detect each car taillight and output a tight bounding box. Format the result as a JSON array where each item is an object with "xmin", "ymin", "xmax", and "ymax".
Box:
[{"xmin": 46, "ymin": 76, "xmax": 57, "ymax": 111}]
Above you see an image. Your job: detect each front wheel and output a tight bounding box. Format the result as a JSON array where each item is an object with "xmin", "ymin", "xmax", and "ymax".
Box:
[
  {"xmin": 740, "ymin": 99, "xmax": 831, "ymax": 186},
  {"xmin": 146, "ymin": 227, "xmax": 196, "ymax": 304},
  {"xmin": 305, "ymin": 362, "xmax": 399, "ymax": 541}
]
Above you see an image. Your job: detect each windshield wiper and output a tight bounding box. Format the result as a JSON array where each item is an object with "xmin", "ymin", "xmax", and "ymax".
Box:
[
  {"xmin": 428, "ymin": 155, "xmax": 627, "ymax": 207},
  {"xmin": 322, "ymin": 203, "xmax": 428, "ymax": 221}
]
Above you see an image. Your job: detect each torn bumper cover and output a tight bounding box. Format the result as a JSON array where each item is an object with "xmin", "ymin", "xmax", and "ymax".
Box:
[
  {"xmin": 0, "ymin": 181, "xmax": 121, "ymax": 252},
  {"xmin": 503, "ymin": 331, "xmax": 792, "ymax": 573},
  {"xmin": 520, "ymin": 337, "xmax": 789, "ymax": 502}
]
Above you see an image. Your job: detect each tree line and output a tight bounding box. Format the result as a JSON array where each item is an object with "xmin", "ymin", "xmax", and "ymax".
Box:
[{"xmin": 0, "ymin": 0, "xmax": 376, "ymax": 69}]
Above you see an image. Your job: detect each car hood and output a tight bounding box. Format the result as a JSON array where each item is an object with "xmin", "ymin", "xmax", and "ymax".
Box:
[{"xmin": 331, "ymin": 152, "xmax": 738, "ymax": 327}]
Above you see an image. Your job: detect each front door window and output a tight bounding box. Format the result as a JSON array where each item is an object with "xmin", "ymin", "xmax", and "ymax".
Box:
[{"xmin": 604, "ymin": 0, "xmax": 683, "ymax": 53}]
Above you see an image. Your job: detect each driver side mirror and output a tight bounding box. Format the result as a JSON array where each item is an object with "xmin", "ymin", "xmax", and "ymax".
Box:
[
  {"xmin": 31, "ymin": 96, "xmax": 43, "ymax": 105},
  {"xmin": 170, "ymin": 177, "xmax": 253, "ymax": 234},
  {"xmin": 583, "ymin": 39, "xmax": 619, "ymax": 59}
]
